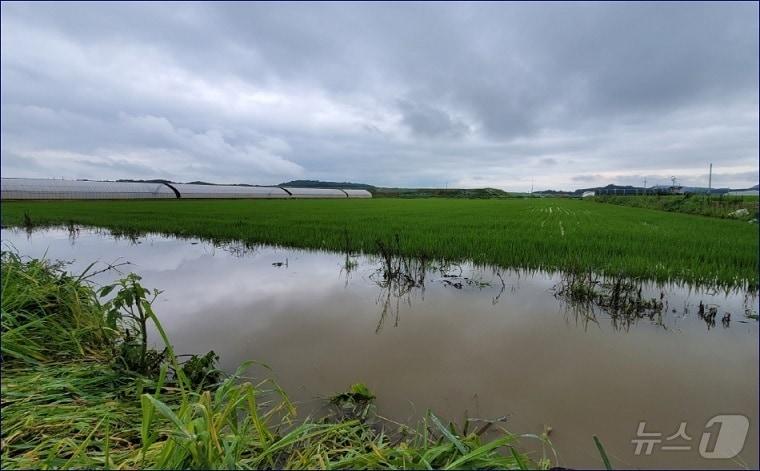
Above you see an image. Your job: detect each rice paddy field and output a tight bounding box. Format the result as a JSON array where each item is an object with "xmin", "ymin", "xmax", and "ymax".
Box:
[{"xmin": 1, "ymin": 197, "xmax": 758, "ymax": 289}]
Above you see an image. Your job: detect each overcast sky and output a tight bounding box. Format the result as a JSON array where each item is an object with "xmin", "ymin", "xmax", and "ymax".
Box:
[{"xmin": 2, "ymin": 2, "xmax": 758, "ymax": 191}]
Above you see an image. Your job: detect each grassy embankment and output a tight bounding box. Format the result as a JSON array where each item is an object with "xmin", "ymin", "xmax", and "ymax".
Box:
[
  {"xmin": 594, "ymin": 194, "xmax": 759, "ymax": 221},
  {"xmin": 2, "ymin": 198, "xmax": 758, "ymax": 289},
  {"xmin": 1, "ymin": 252, "xmax": 552, "ymax": 469},
  {"xmin": 372, "ymin": 188, "xmax": 509, "ymax": 198}
]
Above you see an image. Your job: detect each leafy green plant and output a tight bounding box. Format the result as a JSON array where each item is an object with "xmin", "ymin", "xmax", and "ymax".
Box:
[
  {"xmin": 100, "ymin": 274, "xmax": 165, "ymax": 375},
  {"xmin": 330, "ymin": 382, "xmax": 376, "ymax": 404},
  {"xmin": 329, "ymin": 383, "xmax": 377, "ymax": 422},
  {"xmin": 180, "ymin": 350, "xmax": 222, "ymax": 391}
]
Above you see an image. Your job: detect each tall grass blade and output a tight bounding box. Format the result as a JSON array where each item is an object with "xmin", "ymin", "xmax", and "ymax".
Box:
[{"xmin": 594, "ymin": 435, "xmax": 613, "ymax": 470}]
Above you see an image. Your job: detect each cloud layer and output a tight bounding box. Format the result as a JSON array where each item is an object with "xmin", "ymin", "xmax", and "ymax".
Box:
[{"xmin": 2, "ymin": 2, "xmax": 758, "ymax": 190}]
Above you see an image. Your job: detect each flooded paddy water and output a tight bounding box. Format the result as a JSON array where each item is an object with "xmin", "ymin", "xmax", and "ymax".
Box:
[{"xmin": 2, "ymin": 227, "xmax": 758, "ymax": 469}]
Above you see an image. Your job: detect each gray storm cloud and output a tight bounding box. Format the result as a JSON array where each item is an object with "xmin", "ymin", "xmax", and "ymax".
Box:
[{"xmin": 1, "ymin": 1, "xmax": 758, "ymax": 190}]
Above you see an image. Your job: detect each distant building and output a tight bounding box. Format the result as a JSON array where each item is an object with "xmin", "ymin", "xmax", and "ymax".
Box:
[
  {"xmin": 581, "ymin": 191, "xmax": 596, "ymax": 198},
  {"xmin": 668, "ymin": 185, "xmax": 684, "ymax": 195}
]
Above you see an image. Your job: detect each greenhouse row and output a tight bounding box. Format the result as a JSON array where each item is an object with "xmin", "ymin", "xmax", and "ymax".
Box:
[{"xmin": 0, "ymin": 178, "xmax": 372, "ymax": 200}]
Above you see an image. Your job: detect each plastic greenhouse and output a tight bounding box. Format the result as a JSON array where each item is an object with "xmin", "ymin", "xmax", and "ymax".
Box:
[
  {"xmin": 171, "ymin": 184, "xmax": 290, "ymax": 199},
  {"xmin": 1, "ymin": 178, "xmax": 374, "ymax": 200},
  {"xmin": 0, "ymin": 178, "xmax": 176, "ymax": 200},
  {"xmin": 283, "ymin": 187, "xmax": 348, "ymax": 198},
  {"xmin": 342, "ymin": 189, "xmax": 372, "ymax": 198}
]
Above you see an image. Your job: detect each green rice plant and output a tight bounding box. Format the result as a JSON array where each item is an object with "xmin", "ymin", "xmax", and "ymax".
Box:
[{"xmin": 2, "ymin": 197, "xmax": 756, "ymax": 289}]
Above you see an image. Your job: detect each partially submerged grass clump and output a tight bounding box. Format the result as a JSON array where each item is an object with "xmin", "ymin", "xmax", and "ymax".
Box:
[
  {"xmin": 554, "ymin": 267, "xmax": 759, "ymax": 331},
  {"xmin": 1, "ymin": 252, "xmax": 553, "ymax": 469},
  {"xmin": 1, "ymin": 252, "xmax": 112, "ymax": 363},
  {"xmin": 553, "ymin": 269, "xmax": 669, "ymax": 330},
  {"xmin": 554, "ymin": 271, "xmax": 665, "ymax": 318}
]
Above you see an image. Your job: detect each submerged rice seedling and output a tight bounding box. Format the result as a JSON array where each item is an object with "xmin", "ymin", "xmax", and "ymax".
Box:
[{"xmin": 552, "ymin": 269, "xmax": 672, "ymax": 331}]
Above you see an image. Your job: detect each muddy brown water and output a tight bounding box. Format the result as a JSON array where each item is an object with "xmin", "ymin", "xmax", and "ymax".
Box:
[{"xmin": 2, "ymin": 227, "xmax": 758, "ymax": 469}]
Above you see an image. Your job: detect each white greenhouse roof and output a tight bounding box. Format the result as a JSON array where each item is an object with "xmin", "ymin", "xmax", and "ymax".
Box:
[
  {"xmin": 0, "ymin": 178, "xmax": 176, "ymax": 199},
  {"xmin": 726, "ymin": 190, "xmax": 759, "ymax": 196},
  {"xmin": 283, "ymin": 187, "xmax": 348, "ymax": 198},
  {"xmin": 342, "ymin": 189, "xmax": 372, "ymax": 198},
  {"xmin": 1, "ymin": 178, "xmax": 374, "ymax": 200},
  {"xmin": 172, "ymin": 184, "xmax": 289, "ymax": 198}
]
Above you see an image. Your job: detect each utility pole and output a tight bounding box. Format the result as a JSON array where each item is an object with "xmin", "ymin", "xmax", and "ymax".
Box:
[
  {"xmin": 643, "ymin": 178, "xmax": 647, "ymax": 195},
  {"xmin": 530, "ymin": 178, "xmax": 534, "ymax": 195},
  {"xmin": 708, "ymin": 163, "xmax": 712, "ymax": 197}
]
